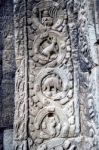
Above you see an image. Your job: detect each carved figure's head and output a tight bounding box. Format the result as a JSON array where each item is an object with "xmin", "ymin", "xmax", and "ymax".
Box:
[{"xmin": 41, "ymin": 9, "xmax": 53, "ymax": 26}]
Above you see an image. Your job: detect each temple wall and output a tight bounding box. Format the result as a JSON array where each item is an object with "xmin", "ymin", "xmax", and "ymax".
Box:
[
  {"xmin": 0, "ymin": 0, "xmax": 99, "ymax": 149},
  {"xmin": 0, "ymin": 0, "xmax": 15, "ymax": 149}
]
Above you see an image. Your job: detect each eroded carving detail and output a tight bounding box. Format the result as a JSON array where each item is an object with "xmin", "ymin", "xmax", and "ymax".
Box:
[
  {"xmin": 32, "ymin": 0, "xmax": 66, "ymax": 31},
  {"xmin": 33, "ymin": 31, "xmax": 66, "ymax": 66},
  {"xmin": 14, "ymin": 0, "xmax": 81, "ymax": 149},
  {"xmin": 37, "ymin": 139, "xmax": 77, "ymax": 150},
  {"xmin": 27, "ymin": 0, "xmax": 80, "ymax": 149},
  {"xmin": 34, "ymin": 67, "xmax": 72, "ymax": 101}
]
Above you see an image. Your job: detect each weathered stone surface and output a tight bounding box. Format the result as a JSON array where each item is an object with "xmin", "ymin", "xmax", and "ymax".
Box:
[
  {"xmin": 0, "ymin": 0, "xmax": 15, "ymax": 128},
  {"xmin": 0, "ymin": 0, "xmax": 99, "ymax": 149},
  {"xmin": 13, "ymin": 0, "xmax": 99, "ymax": 149},
  {"xmin": 0, "ymin": 0, "xmax": 15, "ymax": 148},
  {"xmin": 3, "ymin": 129, "xmax": 13, "ymax": 150}
]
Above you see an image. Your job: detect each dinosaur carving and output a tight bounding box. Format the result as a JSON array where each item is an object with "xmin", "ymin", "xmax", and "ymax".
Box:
[{"xmin": 42, "ymin": 75, "xmax": 61, "ymax": 92}]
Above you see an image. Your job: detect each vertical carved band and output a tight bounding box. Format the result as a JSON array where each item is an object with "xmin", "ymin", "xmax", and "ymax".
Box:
[
  {"xmin": 14, "ymin": 0, "xmax": 28, "ymax": 149},
  {"xmin": 14, "ymin": 0, "xmax": 81, "ymax": 149}
]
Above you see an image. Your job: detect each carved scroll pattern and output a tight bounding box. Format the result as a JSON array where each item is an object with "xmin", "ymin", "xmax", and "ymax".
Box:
[
  {"xmin": 13, "ymin": 0, "xmax": 98, "ymax": 149},
  {"xmin": 76, "ymin": 0, "xmax": 97, "ymax": 149},
  {"xmin": 28, "ymin": 0, "xmax": 80, "ymax": 149},
  {"xmin": 14, "ymin": 0, "xmax": 28, "ymax": 149}
]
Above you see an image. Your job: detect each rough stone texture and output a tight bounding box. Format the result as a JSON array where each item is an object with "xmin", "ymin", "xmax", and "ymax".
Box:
[
  {"xmin": 13, "ymin": 0, "xmax": 99, "ymax": 149},
  {"xmin": 0, "ymin": 0, "xmax": 15, "ymax": 127},
  {"xmin": 0, "ymin": 0, "xmax": 15, "ymax": 149},
  {"xmin": 0, "ymin": 0, "xmax": 99, "ymax": 149},
  {"xmin": 0, "ymin": 0, "xmax": 15, "ymax": 128},
  {"xmin": 3, "ymin": 129, "xmax": 13, "ymax": 150}
]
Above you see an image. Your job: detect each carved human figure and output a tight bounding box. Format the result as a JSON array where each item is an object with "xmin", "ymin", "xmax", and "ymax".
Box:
[
  {"xmin": 40, "ymin": 115, "xmax": 69, "ymax": 139},
  {"xmin": 47, "ymin": 116, "xmax": 56, "ymax": 137},
  {"xmin": 40, "ymin": 114, "xmax": 60, "ymax": 138},
  {"xmin": 41, "ymin": 9, "xmax": 53, "ymax": 26}
]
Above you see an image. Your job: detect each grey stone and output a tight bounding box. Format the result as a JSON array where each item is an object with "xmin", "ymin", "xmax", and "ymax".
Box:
[
  {"xmin": 0, "ymin": 0, "xmax": 99, "ymax": 149},
  {"xmin": 3, "ymin": 129, "xmax": 13, "ymax": 150}
]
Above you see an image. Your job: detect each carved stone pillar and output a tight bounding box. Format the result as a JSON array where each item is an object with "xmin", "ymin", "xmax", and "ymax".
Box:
[{"xmin": 13, "ymin": 0, "xmax": 98, "ymax": 149}]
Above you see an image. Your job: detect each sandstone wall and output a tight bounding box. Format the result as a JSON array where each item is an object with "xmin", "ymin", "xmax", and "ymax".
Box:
[
  {"xmin": 0, "ymin": 0, "xmax": 15, "ymax": 149},
  {"xmin": 13, "ymin": 0, "xmax": 99, "ymax": 149},
  {"xmin": 0, "ymin": 0, "xmax": 99, "ymax": 149}
]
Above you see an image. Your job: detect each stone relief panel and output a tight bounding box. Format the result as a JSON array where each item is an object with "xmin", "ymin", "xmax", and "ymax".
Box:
[
  {"xmin": 33, "ymin": 31, "xmax": 66, "ymax": 66},
  {"xmin": 14, "ymin": 0, "xmax": 98, "ymax": 149},
  {"xmin": 13, "ymin": 0, "xmax": 28, "ymax": 149},
  {"xmin": 14, "ymin": 59, "xmax": 26, "ymax": 140},
  {"xmin": 78, "ymin": 0, "xmax": 98, "ymax": 149},
  {"xmin": 28, "ymin": 0, "xmax": 80, "ymax": 149}
]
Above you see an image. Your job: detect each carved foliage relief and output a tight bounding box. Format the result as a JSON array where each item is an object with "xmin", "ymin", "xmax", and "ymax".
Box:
[
  {"xmin": 27, "ymin": 0, "xmax": 80, "ymax": 149},
  {"xmin": 15, "ymin": 0, "xmax": 99, "ymax": 149},
  {"xmin": 13, "ymin": 0, "xmax": 99, "ymax": 149}
]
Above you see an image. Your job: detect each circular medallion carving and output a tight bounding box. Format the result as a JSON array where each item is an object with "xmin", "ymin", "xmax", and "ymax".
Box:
[
  {"xmin": 34, "ymin": 67, "xmax": 69, "ymax": 102},
  {"xmin": 34, "ymin": 106, "xmax": 69, "ymax": 140},
  {"xmin": 33, "ymin": 0, "xmax": 65, "ymax": 27},
  {"xmin": 41, "ymin": 73, "xmax": 63, "ymax": 99},
  {"xmin": 33, "ymin": 31, "xmax": 66, "ymax": 65}
]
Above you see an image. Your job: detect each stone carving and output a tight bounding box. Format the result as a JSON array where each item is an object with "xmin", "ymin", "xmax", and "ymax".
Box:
[
  {"xmin": 33, "ymin": 31, "xmax": 66, "ymax": 65},
  {"xmin": 14, "ymin": 59, "xmax": 26, "ymax": 140},
  {"xmin": 15, "ymin": 0, "xmax": 95, "ymax": 150},
  {"xmin": 37, "ymin": 139, "xmax": 77, "ymax": 150},
  {"xmin": 42, "ymin": 74, "xmax": 62, "ymax": 93},
  {"xmin": 32, "ymin": 0, "xmax": 66, "ymax": 30},
  {"xmin": 88, "ymin": 96, "xmax": 95, "ymax": 119},
  {"xmin": 34, "ymin": 67, "xmax": 73, "ymax": 102},
  {"xmin": 34, "ymin": 106, "xmax": 69, "ymax": 139},
  {"xmin": 14, "ymin": 0, "xmax": 78, "ymax": 149},
  {"xmin": 27, "ymin": 1, "xmax": 79, "ymax": 149}
]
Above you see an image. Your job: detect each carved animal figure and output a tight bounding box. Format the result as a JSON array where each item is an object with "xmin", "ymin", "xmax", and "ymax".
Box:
[
  {"xmin": 43, "ymin": 75, "xmax": 61, "ymax": 92},
  {"xmin": 42, "ymin": 37, "xmax": 57, "ymax": 58}
]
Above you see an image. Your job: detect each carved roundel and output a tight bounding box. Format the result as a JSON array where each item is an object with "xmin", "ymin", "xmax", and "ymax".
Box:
[
  {"xmin": 41, "ymin": 73, "xmax": 62, "ymax": 98},
  {"xmin": 33, "ymin": 30, "xmax": 66, "ymax": 65},
  {"xmin": 34, "ymin": 67, "xmax": 69, "ymax": 102},
  {"xmin": 33, "ymin": 0, "xmax": 65, "ymax": 27},
  {"xmin": 34, "ymin": 106, "xmax": 69, "ymax": 140}
]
